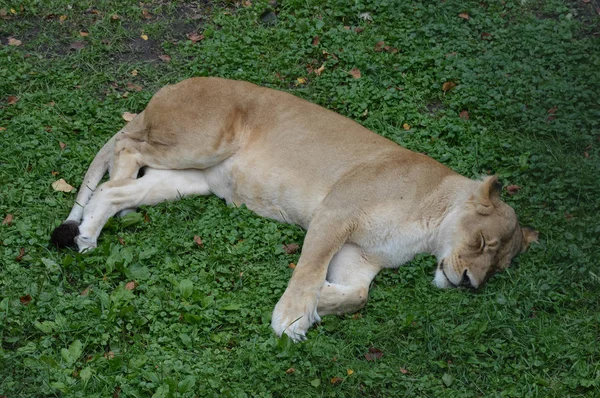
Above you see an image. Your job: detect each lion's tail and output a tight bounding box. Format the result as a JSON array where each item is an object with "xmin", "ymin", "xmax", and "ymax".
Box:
[{"xmin": 50, "ymin": 133, "xmax": 117, "ymax": 248}]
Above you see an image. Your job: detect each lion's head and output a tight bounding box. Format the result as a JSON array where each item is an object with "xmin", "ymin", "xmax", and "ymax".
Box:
[{"xmin": 434, "ymin": 176, "xmax": 538, "ymax": 289}]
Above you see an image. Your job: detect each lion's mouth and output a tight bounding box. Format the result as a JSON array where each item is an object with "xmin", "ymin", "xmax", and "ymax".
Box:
[{"xmin": 439, "ymin": 260, "xmax": 458, "ymax": 288}]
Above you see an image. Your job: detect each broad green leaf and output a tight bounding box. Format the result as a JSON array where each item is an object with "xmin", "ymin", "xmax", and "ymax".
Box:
[
  {"xmin": 442, "ymin": 373, "xmax": 453, "ymax": 387},
  {"xmin": 179, "ymin": 279, "xmax": 194, "ymax": 298},
  {"xmin": 34, "ymin": 320, "xmax": 56, "ymax": 334},
  {"xmin": 80, "ymin": 366, "xmax": 92, "ymax": 381},
  {"xmin": 178, "ymin": 375, "xmax": 196, "ymax": 393},
  {"xmin": 121, "ymin": 212, "xmax": 144, "ymax": 228}
]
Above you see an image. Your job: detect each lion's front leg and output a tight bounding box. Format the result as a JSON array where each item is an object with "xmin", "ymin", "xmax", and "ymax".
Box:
[{"xmin": 271, "ymin": 215, "xmax": 356, "ymax": 341}]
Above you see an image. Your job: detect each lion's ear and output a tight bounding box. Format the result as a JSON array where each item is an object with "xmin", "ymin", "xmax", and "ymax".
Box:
[
  {"xmin": 475, "ymin": 175, "xmax": 502, "ymax": 215},
  {"xmin": 521, "ymin": 226, "xmax": 539, "ymax": 252}
]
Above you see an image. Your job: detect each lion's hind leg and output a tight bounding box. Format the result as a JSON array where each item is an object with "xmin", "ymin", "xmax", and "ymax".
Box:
[
  {"xmin": 74, "ymin": 168, "xmax": 210, "ymax": 252},
  {"xmin": 317, "ymin": 244, "xmax": 381, "ymax": 317}
]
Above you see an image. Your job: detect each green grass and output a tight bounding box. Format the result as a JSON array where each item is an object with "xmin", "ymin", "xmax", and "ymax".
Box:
[{"xmin": 1, "ymin": 0, "xmax": 599, "ymax": 396}]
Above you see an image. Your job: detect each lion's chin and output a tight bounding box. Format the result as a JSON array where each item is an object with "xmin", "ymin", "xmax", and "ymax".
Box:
[{"xmin": 433, "ymin": 267, "xmax": 455, "ymax": 289}]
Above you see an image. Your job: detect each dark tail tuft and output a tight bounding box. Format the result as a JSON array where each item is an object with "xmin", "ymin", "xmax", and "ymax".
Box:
[{"xmin": 50, "ymin": 221, "xmax": 80, "ymax": 249}]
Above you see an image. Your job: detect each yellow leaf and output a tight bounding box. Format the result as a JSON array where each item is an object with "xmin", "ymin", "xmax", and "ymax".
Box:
[
  {"xmin": 10, "ymin": 8, "xmax": 16, "ymax": 14},
  {"xmin": 130, "ymin": 69, "xmax": 139, "ymax": 76},
  {"xmin": 140, "ymin": 34, "xmax": 148, "ymax": 41},
  {"xmin": 59, "ymin": 15, "xmax": 67, "ymax": 22},
  {"xmin": 442, "ymin": 81, "xmax": 457, "ymax": 92},
  {"xmin": 347, "ymin": 369, "xmax": 354, "ymax": 376},
  {"xmin": 8, "ymin": 37, "xmax": 22, "ymax": 46},
  {"xmin": 315, "ymin": 64, "xmax": 325, "ymax": 76},
  {"xmin": 296, "ymin": 77, "xmax": 306, "ymax": 85},
  {"xmin": 403, "ymin": 123, "xmax": 411, "ymax": 130},
  {"xmin": 52, "ymin": 179, "xmax": 75, "ymax": 193},
  {"xmin": 330, "ymin": 377, "xmax": 343, "ymax": 385}
]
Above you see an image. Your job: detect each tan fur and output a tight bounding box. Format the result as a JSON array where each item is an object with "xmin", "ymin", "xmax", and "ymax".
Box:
[{"xmin": 56, "ymin": 77, "xmax": 538, "ymax": 341}]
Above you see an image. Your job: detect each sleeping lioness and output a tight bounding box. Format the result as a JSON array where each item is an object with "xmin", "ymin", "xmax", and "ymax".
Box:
[{"xmin": 51, "ymin": 77, "xmax": 538, "ymax": 341}]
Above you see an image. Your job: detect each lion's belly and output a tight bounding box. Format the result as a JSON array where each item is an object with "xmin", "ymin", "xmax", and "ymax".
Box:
[{"xmin": 203, "ymin": 156, "xmax": 328, "ymax": 228}]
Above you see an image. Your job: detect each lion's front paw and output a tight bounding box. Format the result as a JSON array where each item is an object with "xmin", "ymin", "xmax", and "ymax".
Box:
[
  {"xmin": 75, "ymin": 235, "xmax": 97, "ymax": 253},
  {"xmin": 271, "ymin": 292, "xmax": 320, "ymax": 342}
]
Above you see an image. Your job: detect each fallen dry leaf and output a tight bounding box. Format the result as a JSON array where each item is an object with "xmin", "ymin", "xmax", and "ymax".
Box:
[
  {"xmin": 126, "ymin": 82, "xmax": 142, "ymax": 92},
  {"xmin": 140, "ymin": 34, "xmax": 148, "ymax": 41},
  {"xmin": 481, "ymin": 32, "xmax": 491, "ymax": 39},
  {"xmin": 194, "ymin": 235, "xmax": 204, "ymax": 247},
  {"xmin": 403, "ymin": 123, "xmax": 411, "ymax": 131},
  {"xmin": 158, "ymin": 54, "xmax": 171, "ymax": 63},
  {"xmin": 0, "ymin": 127, "xmax": 5, "ymax": 131},
  {"xmin": 242, "ymin": 0, "xmax": 252, "ymax": 6},
  {"xmin": 144, "ymin": 213, "xmax": 151, "ymax": 223},
  {"xmin": 459, "ymin": 110, "xmax": 470, "ymax": 120},
  {"xmin": 20, "ymin": 294, "xmax": 32, "ymax": 305},
  {"xmin": 104, "ymin": 351, "xmax": 115, "ymax": 359},
  {"xmin": 282, "ymin": 243, "xmax": 300, "ymax": 254},
  {"xmin": 330, "ymin": 377, "xmax": 343, "ymax": 385},
  {"xmin": 2, "ymin": 214, "xmax": 14, "ymax": 225},
  {"xmin": 505, "ymin": 185, "xmax": 521, "ymax": 195},
  {"xmin": 16, "ymin": 247, "xmax": 25, "ymax": 261},
  {"xmin": 125, "ymin": 281, "xmax": 137, "ymax": 290},
  {"xmin": 285, "ymin": 368, "xmax": 295, "ymax": 374},
  {"xmin": 81, "ymin": 286, "xmax": 91, "ymax": 296},
  {"xmin": 442, "ymin": 81, "xmax": 457, "ymax": 92},
  {"xmin": 118, "ymin": 236, "xmax": 126, "ymax": 245},
  {"xmin": 400, "ymin": 367, "xmax": 409, "ymax": 374},
  {"xmin": 288, "ymin": 262, "xmax": 296, "ymax": 269},
  {"xmin": 365, "ymin": 347, "xmax": 383, "ymax": 361},
  {"xmin": 186, "ymin": 32, "xmax": 204, "ymax": 43},
  {"xmin": 312, "ymin": 35, "xmax": 320, "ymax": 46},
  {"xmin": 374, "ymin": 41, "xmax": 385, "ymax": 52},
  {"xmin": 350, "ymin": 68, "xmax": 361, "ymax": 79},
  {"xmin": 59, "ymin": 141, "xmax": 66, "ymax": 150},
  {"xmin": 70, "ymin": 41, "xmax": 85, "ymax": 50},
  {"xmin": 51, "ymin": 171, "xmax": 59, "ymax": 176},
  {"xmin": 130, "ymin": 69, "xmax": 139, "ymax": 76},
  {"xmin": 111, "ymin": 14, "xmax": 121, "ymax": 20},
  {"xmin": 8, "ymin": 37, "xmax": 22, "ymax": 46},
  {"xmin": 296, "ymin": 77, "xmax": 306, "ymax": 85},
  {"xmin": 142, "ymin": 9, "xmax": 152, "ymax": 19},
  {"xmin": 358, "ymin": 12, "xmax": 372, "ymax": 21},
  {"xmin": 59, "ymin": 15, "xmax": 67, "ymax": 22},
  {"xmin": 458, "ymin": 12, "xmax": 470, "ymax": 20},
  {"xmin": 584, "ymin": 151, "xmax": 589, "ymax": 158},
  {"xmin": 79, "ymin": 31, "xmax": 89, "ymax": 37},
  {"xmin": 7, "ymin": 96, "xmax": 19, "ymax": 105},
  {"xmin": 547, "ymin": 105, "xmax": 558, "ymax": 114},
  {"xmin": 355, "ymin": 27, "xmax": 364, "ymax": 33},
  {"xmin": 347, "ymin": 369, "xmax": 354, "ymax": 376},
  {"xmin": 315, "ymin": 64, "xmax": 325, "ymax": 76},
  {"xmin": 52, "ymin": 179, "xmax": 75, "ymax": 192},
  {"xmin": 122, "ymin": 112, "xmax": 137, "ymax": 122}
]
